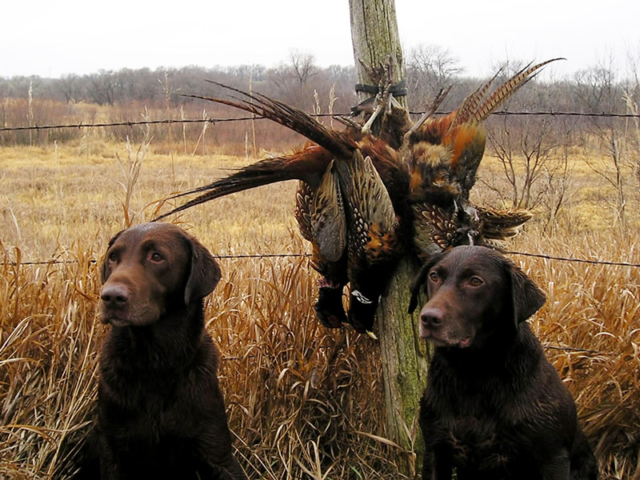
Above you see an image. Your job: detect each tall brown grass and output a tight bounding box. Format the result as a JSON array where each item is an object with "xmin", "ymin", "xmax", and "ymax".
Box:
[{"xmin": 1, "ymin": 142, "xmax": 638, "ymax": 479}]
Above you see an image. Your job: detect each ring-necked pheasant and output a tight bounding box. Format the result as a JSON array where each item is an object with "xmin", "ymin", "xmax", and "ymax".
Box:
[
  {"xmin": 404, "ymin": 60, "xmax": 561, "ymax": 257},
  {"xmin": 156, "ymin": 83, "xmax": 411, "ymax": 336},
  {"xmin": 155, "ymin": 58, "xmax": 561, "ymax": 336}
]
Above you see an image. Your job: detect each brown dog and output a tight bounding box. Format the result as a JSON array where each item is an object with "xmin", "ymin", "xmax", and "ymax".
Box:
[
  {"xmin": 96, "ymin": 223, "xmax": 246, "ymax": 480},
  {"xmin": 409, "ymin": 246, "xmax": 597, "ymax": 480}
]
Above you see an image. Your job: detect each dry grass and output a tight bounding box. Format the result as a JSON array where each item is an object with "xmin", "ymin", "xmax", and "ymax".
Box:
[
  {"xmin": 509, "ymin": 229, "xmax": 640, "ymax": 480},
  {"xmin": 1, "ymin": 141, "xmax": 639, "ymax": 479}
]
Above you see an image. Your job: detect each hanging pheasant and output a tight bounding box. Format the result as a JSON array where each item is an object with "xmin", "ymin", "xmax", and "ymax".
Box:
[
  {"xmin": 404, "ymin": 59, "xmax": 562, "ymax": 258},
  {"xmin": 156, "ymin": 85, "xmax": 410, "ymax": 335},
  {"xmin": 294, "ymin": 161, "xmax": 349, "ymax": 328},
  {"xmin": 155, "ymin": 58, "xmax": 561, "ymax": 335}
]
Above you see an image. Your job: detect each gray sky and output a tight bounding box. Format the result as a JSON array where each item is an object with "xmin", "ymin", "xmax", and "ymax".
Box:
[{"xmin": 3, "ymin": 0, "xmax": 639, "ymax": 79}]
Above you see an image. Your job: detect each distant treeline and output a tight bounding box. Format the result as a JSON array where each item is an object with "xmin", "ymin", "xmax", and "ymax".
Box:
[
  {"xmin": 0, "ymin": 49, "xmax": 638, "ymax": 156},
  {"xmin": 1, "ymin": 49, "xmax": 637, "ymax": 115}
]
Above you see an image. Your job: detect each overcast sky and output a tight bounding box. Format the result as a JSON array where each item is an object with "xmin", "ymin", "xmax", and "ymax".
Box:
[{"xmin": 3, "ymin": 0, "xmax": 639, "ymax": 79}]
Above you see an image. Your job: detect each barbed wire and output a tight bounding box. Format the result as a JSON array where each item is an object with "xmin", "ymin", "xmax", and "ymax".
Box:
[
  {"xmin": 220, "ymin": 343, "xmax": 611, "ymax": 361},
  {"xmin": 2, "ymin": 250, "xmax": 639, "ymax": 268},
  {"xmin": 1, "ymin": 105, "xmax": 637, "ymax": 359},
  {"xmin": 0, "ymin": 253, "xmax": 311, "ymax": 267},
  {"xmin": 474, "ymin": 111, "xmax": 640, "ymax": 118},
  {"xmin": 0, "ymin": 110, "xmax": 637, "ymax": 133},
  {"xmin": 542, "ymin": 345, "xmax": 606, "ymax": 356},
  {"xmin": 503, "ymin": 251, "xmax": 640, "ymax": 268},
  {"xmin": 0, "ymin": 116, "xmax": 261, "ymax": 132}
]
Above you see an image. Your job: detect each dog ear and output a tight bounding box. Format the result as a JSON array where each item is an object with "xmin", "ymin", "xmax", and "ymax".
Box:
[
  {"xmin": 408, "ymin": 251, "xmax": 446, "ymax": 314},
  {"xmin": 506, "ymin": 260, "xmax": 546, "ymax": 328},
  {"xmin": 184, "ymin": 235, "xmax": 221, "ymax": 304},
  {"xmin": 100, "ymin": 231, "xmax": 122, "ymax": 284}
]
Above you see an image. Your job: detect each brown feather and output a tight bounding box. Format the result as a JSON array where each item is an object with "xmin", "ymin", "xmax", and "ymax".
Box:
[
  {"xmin": 185, "ymin": 81, "xmax": 353, "ymax": 158},
  {"xmin": 294, "ymin": 181, "xmax": 314, "ymax": 243},
  {"xmin": 155, "ymin": 146, "xmax": 333, "ymax": 221},
  {"xmin": 451, "ymin": 70, "xmax": 500, "ymax": 128},
  {"xmin": 312, "ymin": 161, "xmax": 347, "ymax": 262},
  {"xmin": 470, "ymin": 58, "xmax": 565, "ymax": 124}
]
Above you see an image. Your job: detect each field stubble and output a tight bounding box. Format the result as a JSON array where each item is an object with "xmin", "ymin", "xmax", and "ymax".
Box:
[{"xmin": 1, "ymin": 142, "xmax": 639, "ymax": 479}]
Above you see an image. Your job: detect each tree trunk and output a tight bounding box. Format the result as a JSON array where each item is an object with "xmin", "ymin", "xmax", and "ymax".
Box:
[{"xmin": 349, "ymin": 1, "xmax": 428, "ymax": 477}]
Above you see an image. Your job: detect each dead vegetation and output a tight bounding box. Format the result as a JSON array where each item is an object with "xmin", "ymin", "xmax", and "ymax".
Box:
[{"xmin": 1, "ymin": 142, "xmax": 639, "ymax": 479}]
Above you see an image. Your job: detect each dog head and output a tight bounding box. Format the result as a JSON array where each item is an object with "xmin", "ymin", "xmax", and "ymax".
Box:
[
  {"xmin": 408, "ymin": 246, "xmax": 545, "ymax": 349},
  {"xmin": 99, "ymin": 223, "xmax": 221, "ymax": 327}
]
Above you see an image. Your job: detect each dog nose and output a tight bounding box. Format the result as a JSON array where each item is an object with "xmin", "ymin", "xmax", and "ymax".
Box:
[
  {"xmin": 101, "ymin": 284, "xmax": 130, "ymax": 307},
  {"xmin": 421, "ymin": 307, "xmax": 443, "ymax": 328}
]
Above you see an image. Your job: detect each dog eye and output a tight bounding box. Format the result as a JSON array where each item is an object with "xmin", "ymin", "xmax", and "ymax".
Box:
[
  {"xmin": 150, "ymin": 252, "xmax": 164, "ymax": 262},
  {"xmin": 108, "ymin": 252, "xmax": 117, "ymax": 262},
  {"xmin": 468, "ymin": 276, "xmax": 483, "ymax": 287},
  {"xmin": 428, "ymin": 271, "xmax": 439, "ymax": 282}
]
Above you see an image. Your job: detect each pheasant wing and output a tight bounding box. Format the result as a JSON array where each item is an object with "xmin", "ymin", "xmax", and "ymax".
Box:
[
  {"xmin": 335, "ymin": 150, "xmax": 400, "ymax": 334},
  {"xmin": 336, "ymin": 151, "xmax": 398, "ymax": 262},
  {"xmin": 311, "ymin": 160, "xmax": 346, "ymax": 263}
]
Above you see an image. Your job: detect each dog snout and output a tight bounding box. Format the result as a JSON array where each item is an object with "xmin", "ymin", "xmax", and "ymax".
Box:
[
  {"xmin": 101, "ymin": 284, "xmax": 130, "ymax": 308},
  {"xmin": 420, "ymin": 307, "xmax": 443, "ymax": 329}
]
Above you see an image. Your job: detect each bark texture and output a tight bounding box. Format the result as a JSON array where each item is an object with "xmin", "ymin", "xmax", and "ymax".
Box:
[{"xmin": 349, "ymin": 1, "xmax": 427, "ymax": 476}]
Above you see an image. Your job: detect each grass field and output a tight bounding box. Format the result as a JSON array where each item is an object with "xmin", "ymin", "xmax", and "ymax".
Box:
[{"xmin": 1, "ymin": 140, "xmax": 639, "ymax": 479}]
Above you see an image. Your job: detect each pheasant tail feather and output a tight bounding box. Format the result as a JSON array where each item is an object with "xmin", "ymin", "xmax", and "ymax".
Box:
[
  {"xmin": 451, "ymin": 70, "xmax": 500, "ymax": 128},
  {"xmin": 155, "ymin": 146, "xmax": 333, "ymax": 221},
  {"xmin": 471, "ymin": 58, "xmax": 565, "ymax": 124},
  {"xmin": 186, "ymin": 82, "xmax": 352, "ymax": 157}
]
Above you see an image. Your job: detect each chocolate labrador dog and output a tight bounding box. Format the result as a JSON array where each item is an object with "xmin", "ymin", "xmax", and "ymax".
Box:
[
  {"xmin": 409, "ymin": 246, "xmax": 597, "ymax": 480},
  {"xmin": 96, "ymin": 223, "xmax": 246, "ymax": 480}
]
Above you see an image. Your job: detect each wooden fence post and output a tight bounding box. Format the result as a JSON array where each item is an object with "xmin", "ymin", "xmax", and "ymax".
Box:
[
  {"xmin": 349, "ymin": 1, "xmax": 429, "ymax": 477},
  {"xmin": 349, "ymin": 0, "xmax": 407, "ymax": 123}
]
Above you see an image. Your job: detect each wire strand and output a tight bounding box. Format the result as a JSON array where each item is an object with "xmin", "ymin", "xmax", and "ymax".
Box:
[
  {"xmin": 0, "ymin": 110, "xmax": 637, "ymax": 132},
  {"xmin": 222, "ymin": 343, "xmax": 612, "ymax": 361},
  {"xmin": 1, "ymin": 253, "xmax": 311, "ymax": 266},
  {"xmin": 2, "ymin": 251, "xmax": 637, "ymax": 267},
  {"xmin": 503, "ymin": 251, "xmax": 640, "ymax": 268}
]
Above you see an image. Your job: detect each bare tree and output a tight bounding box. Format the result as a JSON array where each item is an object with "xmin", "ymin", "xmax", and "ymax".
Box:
[
  {"xmin": 290, "ymin": 51, "xmax": 318, "ymax": 85},
  {"xmin": 488, "ymin": 114, "xmax": 558, "ymax": 209},
  {"xmin": 483, "ymin": 61, "xmax": 565, "ymax": 211},
  {"xmin": 539, "ymin": 117, "xmax": 579, "ymax": 232},
  {"xmin": 57, "ymin": 74, "xmax": 84, "ymax": 103},
  {"xmin": 407, "ymin": 44, "xmax": 463, "ymax": 95},
  {"xmin": 85, "ymin": 70, "xmax": 119, "ymax": 106},
  {"xmin": 573, "ymin": 59, "xmax": 629, "ymax": 230},
  {"xmin": 267, "ymin": 52, "xmax": 320, "ymax": 108}
]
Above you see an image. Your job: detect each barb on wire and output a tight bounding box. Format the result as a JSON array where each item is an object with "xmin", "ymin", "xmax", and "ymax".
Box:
[{"xmin": 1, "ymin": 110, "xmax": 637, "ymax": 133}]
